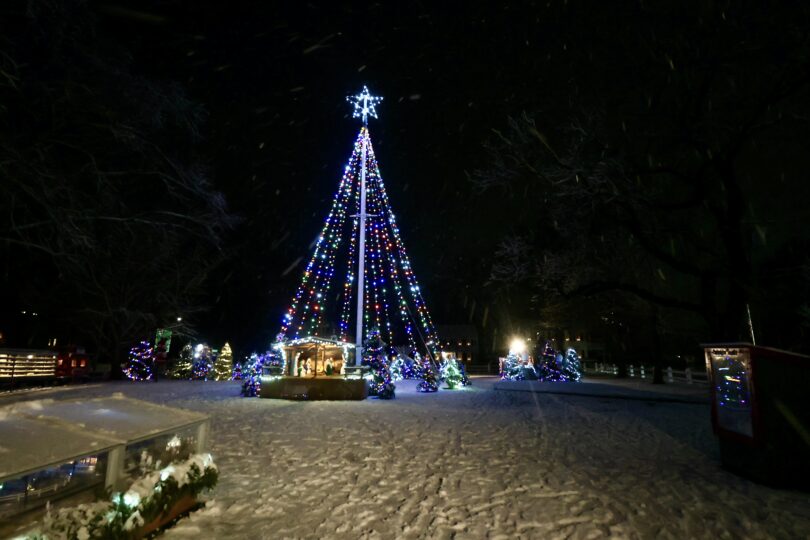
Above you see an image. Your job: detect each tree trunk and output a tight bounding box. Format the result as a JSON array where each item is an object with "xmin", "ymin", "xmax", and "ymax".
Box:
[
  {"xmin": 109, "ymin": 330, "xmax": 124, "ymax": 380},
  {"xmin": 650, "ymin": 305, "xmax": 665, "ymax": 384}
]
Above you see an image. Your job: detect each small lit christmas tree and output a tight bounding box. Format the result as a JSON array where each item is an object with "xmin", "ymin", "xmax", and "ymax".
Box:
[
  {"xmin": 389, "ymin": 355, "xmax": 405, "ymax": 381},
  {"xmin": 362, "ymin": 328, "xmax": 395, "ymax": 399},
  {"xmin": 532, "ymin": 341, "xmax": 559, "ymax": 380},
  {"xmin": 403, "ymin": 354, "xmax": 420, "ymax": 379},
  {"xmin": 232, "ymin": 363, "xmax": 243, "ymax": 381},
  {"xmin": 264, "ymin": 350, "xmax": 284, "ymax": 376},
  {"xmin": 416, "ymin": 362, "xmax": 439, "ymax": 392},
  {"xmin": 440, "ymin": 358, "xmax": 463, "ymax": 389},
  {"xmin": 191, "ymin": 343, "xmax": 213, "ymax": 380},
  {"xmin": 561, "ymin": 348, "xmax": 583, "ymax": 381},
  {"xmin": 241, "ymin": 353, "xmax": 265, "ymax": 397},
  {"xmin": 170, "ymin": 343, "xmax": 193, "ymax": 379},
  {"xmin": 527, "ymin": 341, "xmax": 582, "ymax": 382},
  {"xmin": 500, "ymin": 352, "xmax": 528, "ymax": 380},
  {"xmin": 214, "ymin": 342, "xmax": 234, "ymax": 381},
  {"xmin": 459, "ymin": 361, "xmax": 471, "ymax": 386},
  {"xmin": 124, "ymin": 341, "xmax": 153, "ymax": 381},
  {"xmin": 501, "ymin": 338, "xmax": 540, "ymax": 381}
]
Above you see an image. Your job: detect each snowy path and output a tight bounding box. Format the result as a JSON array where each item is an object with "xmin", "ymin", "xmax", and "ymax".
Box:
[{"xmin": 15, "ymin": 378, "xmax": 810, "ymax": 539}]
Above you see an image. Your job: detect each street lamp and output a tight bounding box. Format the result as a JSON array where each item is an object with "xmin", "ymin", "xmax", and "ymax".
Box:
[{"xmin": 509, "ymin": 338, "xmax": 526, "ymax": 355}]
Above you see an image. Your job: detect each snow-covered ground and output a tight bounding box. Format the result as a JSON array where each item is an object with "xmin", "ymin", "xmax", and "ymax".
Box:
[{"xmin": 6, "ymin": 378, "xmax": 810, "ymax": 539}]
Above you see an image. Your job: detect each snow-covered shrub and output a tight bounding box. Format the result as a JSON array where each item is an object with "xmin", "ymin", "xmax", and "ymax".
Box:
[
  {"xmin": 440, "ymin": 358, "xmax": 463, "ymax": 389},
  {"xmin": 26, "ymin": 454, "xmax": 218, "ymax": 540}
]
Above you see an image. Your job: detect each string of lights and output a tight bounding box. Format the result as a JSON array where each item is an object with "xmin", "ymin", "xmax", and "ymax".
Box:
[{"xmin": 278, "ymin": 123, "xmax": 440, "ymax": 362}]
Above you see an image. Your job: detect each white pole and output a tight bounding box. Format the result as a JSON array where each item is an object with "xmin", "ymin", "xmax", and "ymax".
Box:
[{"xmin": 354, "ymin": 128, "xmax": 368, "ymax": 365}]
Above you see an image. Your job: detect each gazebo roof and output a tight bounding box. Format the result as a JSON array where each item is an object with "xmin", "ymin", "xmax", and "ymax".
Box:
[{"xmin": 278, "ymin": 336, "xmax": 355, "ymax": 348}]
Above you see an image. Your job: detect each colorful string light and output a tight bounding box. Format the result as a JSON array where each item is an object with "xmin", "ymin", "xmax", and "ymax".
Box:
[{"xmin": 278, "ymin": 126, "xmax": 441, "ymax": 366}]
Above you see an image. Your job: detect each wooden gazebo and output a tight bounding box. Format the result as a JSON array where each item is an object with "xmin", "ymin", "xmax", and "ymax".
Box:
[
  {"xmin": 278, "ymin": 336, "xmax": 354, "ymax": 378},
  {"xmin": 261, "ymin": 337, "xmax": 367, "ymax": 400}
]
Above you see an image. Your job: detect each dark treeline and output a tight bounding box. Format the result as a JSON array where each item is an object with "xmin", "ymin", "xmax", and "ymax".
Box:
[
  {"xmin": 472, "ymin": 1, "xmax": 810, "ymax": 370},
  {"xmin": 0, "ymin": 2, "xmax": 236, "ymax": 375}
]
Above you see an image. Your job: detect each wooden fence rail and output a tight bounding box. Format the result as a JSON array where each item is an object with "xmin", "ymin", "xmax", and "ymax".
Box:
[
  {"xmin": 583, "ymin": 362, "xmax": 709, "ymax": 384},
  {"xmin": 465, "ymin": 362, "xmax": 709, "ymax": 384}
]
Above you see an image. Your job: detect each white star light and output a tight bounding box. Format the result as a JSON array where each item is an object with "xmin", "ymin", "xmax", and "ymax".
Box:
[{"xmin": 347, "ymin": 85, "xmax": 383, "ymax": 124}]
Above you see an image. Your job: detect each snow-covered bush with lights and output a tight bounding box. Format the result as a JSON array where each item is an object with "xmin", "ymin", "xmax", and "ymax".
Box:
[
  {"xmin": 416, "ymin": 365, "xmax": 439, "ymax": 392},
  {"xmin": 534, "ymin": 342, "xmax": 582, "ymax": 382},
  {"xmin": 500, "ymin": 352, "xmax": 537, "ymax": 381},
  {"xmin": 389, "ymin": 355, "xmax": 405, "ymax": 381},
  {"xmin": 440, "ymin": 358, "xmax": 463, "ymax": 389},
  {"xmin": 26, "ymin": 453, "xmax": 218, "ymax": 539},
  {"xmin": 124, "ymin": 341, "xmax": 153, "ymax": 381},
  {"xmin": 390, "ymin": 354, "xmax": 420, "ymax": 381}
]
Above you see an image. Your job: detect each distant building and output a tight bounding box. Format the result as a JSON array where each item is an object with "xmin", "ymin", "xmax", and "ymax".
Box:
[{"xmin": 436, "ymin": 325, "xmax": 479, "ymax": 364}]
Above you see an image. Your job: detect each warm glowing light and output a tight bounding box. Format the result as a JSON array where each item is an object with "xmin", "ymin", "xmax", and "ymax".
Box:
[{"xmin": 509, "ymin": 338, "xmax": 526, "ymax": 355}]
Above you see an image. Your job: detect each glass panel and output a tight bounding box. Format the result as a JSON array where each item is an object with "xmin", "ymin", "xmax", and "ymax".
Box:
[
  {"xmin": 0, "ymin": 454, "xmax": 106, "ymax": 518},
  {"xmin": 708, "ymin": 348, "xmax": 753, "ymax": 437},
  {"xmin": 123, "ymin": 425, "xmax": 199, "ymax": 478}
]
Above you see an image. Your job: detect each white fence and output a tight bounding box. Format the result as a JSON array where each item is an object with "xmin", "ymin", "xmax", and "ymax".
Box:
[
  {"xmin": 584, "ymin": 362, "xmax": 709, "ymax": 384},
  {"xmin": 0, "ymin": 349, "xmax": 58, "ymax": 382}
]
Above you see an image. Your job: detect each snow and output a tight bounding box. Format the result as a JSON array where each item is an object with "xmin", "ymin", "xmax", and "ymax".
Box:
[{"xmin": 6, "ymin": 378, "xmax": 810, "ymax": 538}]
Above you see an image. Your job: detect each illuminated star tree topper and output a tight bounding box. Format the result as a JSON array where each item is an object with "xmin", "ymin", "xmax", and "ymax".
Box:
[{"xmin": 347, "ymin": 85, "xmax": 383, "ymax": 124}]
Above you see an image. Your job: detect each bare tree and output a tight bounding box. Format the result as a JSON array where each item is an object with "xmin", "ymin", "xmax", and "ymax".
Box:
[
  {"xmin": 474, "ymin": 2, "xmax": 810, "ymax": 361},
  {"xmin": 0, "ymin": 1, "xmax": 237, "ymax": 374}
]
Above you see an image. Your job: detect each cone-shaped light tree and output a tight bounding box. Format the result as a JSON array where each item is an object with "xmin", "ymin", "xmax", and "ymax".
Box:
[
  {"xmin": 214, "ymin": 342, "xmax": 233, "ymax": 381},
  {"xmin": 277, "ymin": 86, "xmax": 441, "ymax": 383}
]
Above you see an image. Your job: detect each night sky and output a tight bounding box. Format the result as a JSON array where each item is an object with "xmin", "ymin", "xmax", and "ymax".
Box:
[
  {"xmin": 94, "ymin": 2, "xmax": 554, "ymax": 352},
  {"xmin": 3, "ymin": 1, "xmax": 810, "ymax": 361}
]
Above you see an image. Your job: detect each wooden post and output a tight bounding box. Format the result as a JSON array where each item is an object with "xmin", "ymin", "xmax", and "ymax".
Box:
[
  {"xmin": 105, "ymin": 445, "xmax": 126, "ymax": 491},
  {"xmin": 196, "ymin": 420, "xmax": 210, "ymax": 454},
  {"xmin": 666, "ymin": 366, "xmax": 674, "ymax": 383},
  {"xmin": 685, "ymin": 367, "xmax": 693, "ymax": 384}
]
